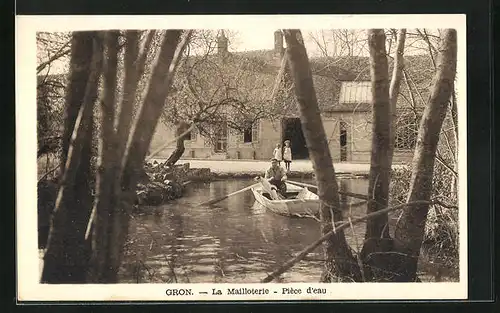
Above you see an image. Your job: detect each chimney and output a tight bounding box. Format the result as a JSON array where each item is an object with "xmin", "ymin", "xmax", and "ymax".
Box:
[
  {"xmin": 274, "ymin": 30, "xmax": 284, "ymax": 57},
  {"xmin": 217, "ymin": 30, "xmax": 228, "ymax": 55}
]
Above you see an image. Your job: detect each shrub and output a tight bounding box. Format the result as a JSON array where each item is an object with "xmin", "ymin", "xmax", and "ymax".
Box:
[{"xmin": 389, "ymin": 161, "xmax": 459, "ymax": 267}]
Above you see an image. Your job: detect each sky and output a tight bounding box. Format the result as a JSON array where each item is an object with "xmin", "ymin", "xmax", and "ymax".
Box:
[
  {"xmin": 38, "ymin": 28, "xmax": 435, "ymax": 76},
  {"xmin": 33, "ymin": 14, "xmax": 463, "ymax": 76},
  {"xmin": 39, "ymin": 29, "xmax": 333, "ymax": 75},
  {"xmin": 224, "ymin": 28, "xmax": 367, "ymax": 57},
  {"xmin": 229, "ymin": 28, "xmax": 434, "ymax": 57},
  {"xmin": 229, "ymin": 28, "xmax": 277, "ymax": 51}
]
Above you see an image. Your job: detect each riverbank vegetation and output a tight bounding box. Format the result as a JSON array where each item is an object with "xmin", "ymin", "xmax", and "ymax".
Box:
[
  {"xmin": 277, "ymin": 28, "xmax": 458, "ymax": 282},
  {"xmin": 391, "ymin": 163, "xmax": 459, "ymax": 275}
]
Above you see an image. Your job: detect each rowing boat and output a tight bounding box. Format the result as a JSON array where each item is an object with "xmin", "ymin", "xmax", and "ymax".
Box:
[{"xmin": 251, "ymin": 179, "xmax": 320, "ymax": 217}]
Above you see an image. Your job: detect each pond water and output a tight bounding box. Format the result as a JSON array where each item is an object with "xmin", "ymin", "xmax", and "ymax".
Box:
[{"xmin": 118, "ymin": 178, "xmax": 455, "ymax": 283}]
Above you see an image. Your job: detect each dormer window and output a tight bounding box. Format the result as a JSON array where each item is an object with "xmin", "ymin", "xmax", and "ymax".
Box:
[{"xmin": 339, "ymin": 81, "xmax": 371, "ymax": 104}]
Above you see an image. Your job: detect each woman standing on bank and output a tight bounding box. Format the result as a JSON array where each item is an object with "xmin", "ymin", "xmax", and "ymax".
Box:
[{"xmin": 283, "ymin": 140, "xmax": 292, "ymax": 172}]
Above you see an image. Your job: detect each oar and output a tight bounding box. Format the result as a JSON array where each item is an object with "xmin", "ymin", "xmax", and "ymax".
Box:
[
  {"xmin": 287, "ymin": 180, "xmax": 369, "ymax": 201},
  {"xmin": 198, "ymin": 182, "xmax": 261, "ymax": 207},
  {"xmin": 287, "ymin": 180, "xmax": 317, "ymax": 190}
]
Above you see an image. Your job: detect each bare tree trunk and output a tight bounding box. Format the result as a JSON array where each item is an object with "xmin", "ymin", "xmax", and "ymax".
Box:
[
  {"xmin": 449, "ymin": 83, "xmax": 458, "ymax": 196},
  {"xmin": 121, "ymin": 31, "xmax": 187, "ymax": 181},
  {"xmin": 85, "ymin": 30, "xmax": 161, "ymax": 282},
  {"xmin": 59, "ymin": 32, "xmax": 95, "ymax": 176},
  {"xmin": 364, "ymin": 29, "xmax": 392, "ymax": 240},
  {"xmin": 450, "ymin": 84, "xmax": 458, "ymax": 145},
  {"xmin": 89, "ymin": 31, "xmax": 120, "ymax": 282},
  {"xmin": 165, "ymin": 121, "xmax": 190, "ymax": 167},
  {"xmin": 387, "ymin": 29, "xmax": 406, "ymax": 166},
  {"xmin": 394, "ymin": 29, "xmax": 457, "ymax": 281},
  {"xmin": 165, "ymin": 140, "xmax": 185, "ymax": 166},
  {"xmin": 115, "ymin": 31, "xmax": 154, "ymax": 160},
  {"xmin": 83, "ymin": 30, "xmax": 147, "ymax": 281},
  {"xmin": 100, "ymin": 30, "xmax": 188, "ymax": 283},
  {"xmin": 282, "ymin": 29, "xmax": 362, "ymax": 282},
  {"xmin": 41, "ymin": 32, "xmax": 102, "ymax": 283}
]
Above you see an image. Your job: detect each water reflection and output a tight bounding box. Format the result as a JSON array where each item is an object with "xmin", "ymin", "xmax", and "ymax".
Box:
[{"xmin": 118, "ymin": 178, "xmax": 449, "ymax": 283}]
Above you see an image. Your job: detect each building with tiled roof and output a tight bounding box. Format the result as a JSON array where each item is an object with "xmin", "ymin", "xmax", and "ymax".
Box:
[{"xmin": 151, "ymin": 30, "xmax": 437, "ymax": 163}]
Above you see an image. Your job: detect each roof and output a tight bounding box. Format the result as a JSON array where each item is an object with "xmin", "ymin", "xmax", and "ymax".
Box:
[
  {"xmin": 38, "ymin": 48, "xmax": 435, "ymax": 115},
  {"xmin": 184, "ymin": 48, "xmax": 435, "ymax": 113}
]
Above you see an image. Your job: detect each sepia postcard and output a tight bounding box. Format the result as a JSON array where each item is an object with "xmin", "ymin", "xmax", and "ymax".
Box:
[{"xmin": 16, "ymin": 14, "xmax": 467, "ymax": 302}]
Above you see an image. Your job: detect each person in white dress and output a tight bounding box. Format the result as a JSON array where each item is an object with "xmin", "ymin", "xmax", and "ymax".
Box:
[
  {"xmin": 272, "ymin": 143, "xmax": 283, "ymax": 166},
  {"xmin": 283, "ymin": 140, "xmax": 292, "ymax": 172}
]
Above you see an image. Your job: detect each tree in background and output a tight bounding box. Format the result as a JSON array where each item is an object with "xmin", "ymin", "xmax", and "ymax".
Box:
[
  {"xmin": 41, "ymin": 31, "xmax": 100, "ymax": 283},
  {"xmin": 363, "ymin": 29, "xmax": 393, "ymax": 241},
  {"xmin": 155, "ymin": 30, "xmax": 294, "ymax": 164},
  {"xmin": 36, "ymin": 32, "xmax": 71, "ymax": 177},
  {"xmin": 306, "ymin": 28, "xmax": 459, "ymax": 276},
  {"xmin": 281, "ymin": 28, "xmax": 457, "ymax": 282},
  {"xmin": 393, "ymin": 29, "xmax": 457, "ymax": 281},
  {"xmin": 282, "ymin": 29, "xmax": 362, "ymax": 282},
  {"xmin": 37, "ymin": 28, "xmax": 459, "ymax": 284}
]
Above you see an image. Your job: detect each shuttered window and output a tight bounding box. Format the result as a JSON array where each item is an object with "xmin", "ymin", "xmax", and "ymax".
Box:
[{"xmin": 252, "ymin": 120, "xmax": 260, "ymax": 143}]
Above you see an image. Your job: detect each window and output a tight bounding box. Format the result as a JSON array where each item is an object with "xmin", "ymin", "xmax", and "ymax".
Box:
[
  {"xmin": 243, "ymin": 127, "xmax": 252, "ymax": 143},
  {"xmin": 339, "ymin": 121, "xmax": 348, "ymax": 162},
  {"xmin": 339, "ymin": 81, "xmax": 372, "ymax": 104},
  {"xmin": 240, "ymin": 120, "xmax": 260, "ymax": 143},
  {"xmin": 214, "ymin": 122, "xmax": 228, "ymax": 152}
]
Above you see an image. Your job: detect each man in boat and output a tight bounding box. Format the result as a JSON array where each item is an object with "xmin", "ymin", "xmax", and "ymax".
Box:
[{"xmin": 264, "ymin": 157, "xmax": 288, "ymax": 196}]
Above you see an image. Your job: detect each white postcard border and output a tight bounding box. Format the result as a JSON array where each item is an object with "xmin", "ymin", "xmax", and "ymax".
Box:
[{"xmin": 16, "ymin": 14, "xmax": 468, "ymax": 301}]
